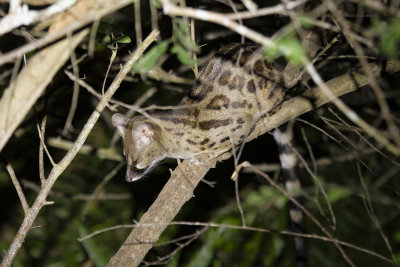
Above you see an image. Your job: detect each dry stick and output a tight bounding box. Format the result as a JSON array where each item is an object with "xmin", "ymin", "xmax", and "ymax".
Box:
[
  {"xmin": 134, "ymin": 0, "xmax": 142, "ymax": 47},
  {"xmin": 36, "ymin": 120, "xmax": 56, "ymax": 167},
  {"xmin": 0, "ymin": 30, "xmax": 159, "ymax": 267},
  {"xmin": 226, "ymin": 0, "xmax": 307, "ymax": 19},
  {"xmin": 149, "ymin": 0, "xmax": 159, "ymax": 40},
  {"xmin": 107, "ymin": 60, "xmax": 400, "ymax": 266},
  {"xmin": 6, "ymin": 163, "xmax": 29, "ymax": 214},
  {"xmin": 38, "ymin": 116, "xmax": 47, "ymax": 183},
  {"xmin": 62, "ymin": 37, "xmax": 80, "ymax": 136},
  {"xmin": 159, "ymin": 0, "xmax": 273, "ymax": 48}
]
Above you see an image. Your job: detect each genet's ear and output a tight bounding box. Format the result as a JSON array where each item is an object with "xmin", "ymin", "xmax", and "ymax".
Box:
[
  {"xmin": 132, "ymin": 122, "xmax": 155, "ymax": 149},
  {"xmin": 112, "ymin": 113, "xmax": 130, "ymax": 138}
]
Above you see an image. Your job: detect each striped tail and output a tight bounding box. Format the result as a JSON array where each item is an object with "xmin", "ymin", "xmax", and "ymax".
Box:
[{"xmin": 273, "ymin": 125, "xmax": 307, "ymax": 267}]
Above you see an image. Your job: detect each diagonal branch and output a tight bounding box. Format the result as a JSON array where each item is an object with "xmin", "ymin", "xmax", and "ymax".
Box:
[{"xmin": 107, "ymin": 60, "xmax": 400, "ymax": 266}]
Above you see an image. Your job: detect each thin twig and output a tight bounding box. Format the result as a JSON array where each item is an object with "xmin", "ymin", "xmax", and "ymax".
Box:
[
  {"xmin": 6, "ymin": 162, "xmax": 29, "ymax": 214},
  {"xmin": 62, "ymin": 34, "xmax": 80, "ymax": 136},
  {"xmin": 39, "ymin": 115, "xmax": 47, "ymax": 183},
  {"xmin": 36, "ymin": 121, "xmax": 56, "ymax": 167},
  {"xmin": 225, "ymin": 0, "xmax": 307, "ymax": 19},
  {"xmin": 134, "ymin": 0, "xmax": 142, "ymax": 47}
]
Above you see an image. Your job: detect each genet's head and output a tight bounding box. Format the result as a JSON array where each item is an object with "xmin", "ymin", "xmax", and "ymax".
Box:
[{"xmin": 112, "ymin": 113, "xmax": 166, "ymax": 182}]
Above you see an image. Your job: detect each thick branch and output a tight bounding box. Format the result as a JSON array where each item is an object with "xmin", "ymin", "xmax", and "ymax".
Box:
[{"xmin": 107, "ymin": 60, "xmax": 400, "ymax": 266}]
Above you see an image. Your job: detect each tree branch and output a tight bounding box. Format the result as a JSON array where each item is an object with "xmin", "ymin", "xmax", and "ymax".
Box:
[{"xmin": 107, "ymin": 60, "xmax": 400, "ymax": 266}]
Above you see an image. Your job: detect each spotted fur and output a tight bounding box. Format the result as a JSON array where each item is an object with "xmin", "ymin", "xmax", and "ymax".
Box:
[{"xmin": 112, "ymin": 43, "xmax": 286, "ymax": 182}]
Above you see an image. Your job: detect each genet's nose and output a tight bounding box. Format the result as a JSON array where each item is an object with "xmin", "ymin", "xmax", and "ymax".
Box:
[{"xmin": 125, "ymin": 164, "xmax": 145, "ymax": 182}]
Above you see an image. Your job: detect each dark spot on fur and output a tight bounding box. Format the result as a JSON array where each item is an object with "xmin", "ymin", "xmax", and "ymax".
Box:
[
  {"xmin": 228, "ymin": 75, "xmax": 244, "ymax": 92},
  {"xmin": 199, "ymin": 119, "xmax": 232, "ymax": 130},
  {"xmin": 218, "ymin": 70, "xmax": 232, "ymax": 86},
  {"xmin": 231, "ymin": 101, "xmax": 240, "ymax": 109},
  {"xmin": 254, "ymin": 59, "xmax": 265, "ymax": 73},
  {"xmin": 188, "ymin": 84, "xmax": 213, "ymax": 102},
  {"xmin": 159, "ymin": 116, "xmax": 196, "ymax": 128},
  {"xmin": 175, "ymin": 108, "xmax": 199, "ymax": 118},
  {"xmin": 257, "ymin": 78, "xmax": 266, "ymax": 90},
  {"xmin": 206, "ymin": 95, "xmax": 230, "ymax": 110},
  {"xmin": 200, "ymin": 138, "xmax": 210, "ymax": 145},
  {"xmin": 240, "ymin": 135, "xmax": 245, "ymax": 140},
  {"xmin": 220, "ymin": 136, "xmax": 230, "ymax": 143},
  {"xmin": 239, "ymin": 51, "xmax": 252, "ymax": 66},
  {"xmin": 200, "ymin": 147, "xmax": 206, "ymax": 151},
  {"xmin": 231, "ymin": 100, "xmax": 247, "ymax": 109},
  {"xmin": 237, "ymin": 118, "xmax": 245, "ymax": 124},
  {"xmin": 175, "ymin": 132, "xmax": 184, "ymax": 136},
  {"xmin": 248, "ymin": 103, "xmax": 253, "ymax": 109},
  {"xmin": 208, "ymin": 142, "xmax": 216, "ymax": 148},
  {"xmin": 186, "ymin": 139, "xmax": 196, "ymax": 145},
  {"xmin": 247, "ymin": 80, "xmax": 256, "ymax": 93}
]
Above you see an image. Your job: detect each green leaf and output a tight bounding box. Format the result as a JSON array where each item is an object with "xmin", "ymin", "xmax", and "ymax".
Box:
[
  {"xmin": 176, "ymin": 19, "xmax": 200, "ymax": 53},
  {"xmin": 106, "ymin": 43, "xmax": 118, "ymax": 50},
  {"xmin": 101, "ymin": 35, "xmax": 112, "ymax": 45},
  {"xmin": 264, "ymin": 36, "xmax": 306, "ymax": 65},
  {"xmin": 133, "ymin": 39, "xmax": 170, "ymax": 73},
  {"xmin": 298, "ymin": 16, "xmax": 315, "ymax": 29},
  {"xmin": 115, "ymin": 36, "xmax": 131, "ymax": 44},
  {"xmin": 171, "ymin": 44, "xmax": 197, "ymax": 67},
  {"xmin": 378, "ymin": 19, "xmax": 400, "ymax": 58},
  {"xmin": 327, "ymin": 185, "xmax": 352, "ymax": 203}
]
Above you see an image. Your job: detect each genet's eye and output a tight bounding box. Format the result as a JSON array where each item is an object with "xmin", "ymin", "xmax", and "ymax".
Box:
[{"xmin": 136, "ymin": 163, "xmax": 146, "ymax": 169}]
